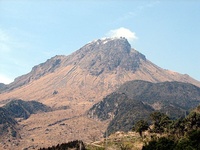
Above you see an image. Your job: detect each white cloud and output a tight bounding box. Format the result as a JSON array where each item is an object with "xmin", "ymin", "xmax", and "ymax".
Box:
[
  {"xmin": 106, "ymin": 27, "xmax": 138, "ymax": 42},
  {"xmin": 0, "ymin": 74, "xmax": 13, "ymax": 84},
  {"xmin": 0, "ymin": 28, "xmax": 29, "ymax": 53}
]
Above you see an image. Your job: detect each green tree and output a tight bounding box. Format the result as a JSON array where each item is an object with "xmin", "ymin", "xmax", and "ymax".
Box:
[
  {"xmin": 142, "ymin": 137, "xmax": 175, "ymax": 150},
  {"xmin": 185, "ymin": 112, "xmax": 200, "ymax": 131},
  {"xmin": 169, "ymin": 118, "xmax": 186, "ymax": 138},
  {"xmin": 175, "ymin": 137, "xmax": 193, "ymax": 150},
  {"xmin": 150, "ymin": 112, "xmax": 171, "ymax": 134},
  {"xmin": 133, "ymin": 120, "xmax": 149, "ymax": 137},
  {"xmin": 187, "ymin": 130, "xmax": 200, "ymax": 150}
]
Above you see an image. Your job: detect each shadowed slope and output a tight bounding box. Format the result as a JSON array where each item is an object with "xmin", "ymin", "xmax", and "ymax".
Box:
[{"xmin": 88, "ymin": 80, "xmax": 200, "ymax": 134}]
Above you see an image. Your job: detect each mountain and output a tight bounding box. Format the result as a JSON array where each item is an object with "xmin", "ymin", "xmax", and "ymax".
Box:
[
  {"xmin": 0, "ymin": 37, "xmax": 200, "ymax": 148},
  {"xmin": 88, "ymin": 80, "xmax": 200, "ymax": 134},
  {"xmin": 0, "ymin": 38, "xmax": 199, "ymax": 107}
]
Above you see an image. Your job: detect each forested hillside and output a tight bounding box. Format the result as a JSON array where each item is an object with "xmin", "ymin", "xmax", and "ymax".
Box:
[{"xmin": 88, "ymin": 80, "xmax": 200, "ymax": 135}]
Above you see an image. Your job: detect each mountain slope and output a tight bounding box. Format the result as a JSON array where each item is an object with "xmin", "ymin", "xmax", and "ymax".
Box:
[
  {"xmin": 0, "ymin": 107, "xmax": 18, "ymax": 138},
  {"xmin": 117, "ymin": 80, "xmax": 200, "ymax": 114},
  {"xmin": 1, "ymin": 55, "xmax": 66, "ymax": 93},
  {"xmin": 0, "ymin": 38, "xmax": 199, "ymax": 107},
  {"xmin": 88, "ymin": 80, "xmax": 200, "ymax": 134},
  {"xmin": 65, "ymin": 38, "xmax": 146, "ymax": 75},
  {"xmin": 88, "ymin": 92, "xmax": 154, "ymax": 134}
]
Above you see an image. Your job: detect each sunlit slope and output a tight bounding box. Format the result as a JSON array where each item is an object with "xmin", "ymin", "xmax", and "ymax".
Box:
[{"xmin": 0, "ymin": 38, "xmax": 199, "ymax": 108}]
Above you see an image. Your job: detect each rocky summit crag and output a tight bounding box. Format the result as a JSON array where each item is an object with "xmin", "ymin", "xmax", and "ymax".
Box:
[{"xmin": 69, "ymin": 37, "xmax": 146, "ymax": 75}]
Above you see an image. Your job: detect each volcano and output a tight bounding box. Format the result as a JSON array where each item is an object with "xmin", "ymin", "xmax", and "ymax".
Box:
[{"xmin": 0, "ymin": 37, "xmax": 199, "ymax": 149}]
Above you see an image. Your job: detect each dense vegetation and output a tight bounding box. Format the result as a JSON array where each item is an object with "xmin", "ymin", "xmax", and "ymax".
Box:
[
  {"xmin": 139, "ymin": 110, "xmax": 200, "ymax": 150},
  {"xmin": 3, "ymin": 99, "xmax": 51, "ymax": 119},
  {"xmin": 38, "ymin": 140, "xmax": 86, "ymax": 150}
]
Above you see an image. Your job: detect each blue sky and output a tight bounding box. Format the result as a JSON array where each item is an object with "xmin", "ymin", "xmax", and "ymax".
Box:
[{"xmin": 0, "ymin": 0, "xmax": 200, "ymax": 84}]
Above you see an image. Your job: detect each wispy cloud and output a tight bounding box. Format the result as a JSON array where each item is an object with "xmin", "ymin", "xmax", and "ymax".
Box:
[
  {"xmin": 117, "ymin": 1, "xmax": 160, "ymax": 22},
  {"xmin": 0, "ymin": 28, "xmax": 37, "ymax": 53},
  {"xmin": 106, "ymin": 27, "xmax": 138, "ymax": 43},
  {"xmin": 0, "ymin": 29, "xmax": 12, "ymax": 52},
  {"xmin": 138, "ymin": 0, "xmax": 160, "ymax": 10},
  {"xmin": 0, "ymin": 28, "xmax": 34, "ymax": 83}
]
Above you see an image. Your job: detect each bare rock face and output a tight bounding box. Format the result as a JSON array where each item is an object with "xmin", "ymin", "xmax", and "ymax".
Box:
[
  {"xmin": 67, "ymin": 38, "xmax": 146, "ymax": 76},
  {"xmin": 4, "ymin": 55, "xmax": 66, "ymax": 92}
]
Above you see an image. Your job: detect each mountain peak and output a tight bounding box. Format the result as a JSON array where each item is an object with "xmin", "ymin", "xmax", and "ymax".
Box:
[
  {"xmin": 87, "ymin": 37, "xmax": 131, "ymax": 53},
  {"xmin": 90, "ymin": 37, "xmax": 129, "ymax": 44},
  {"xmin": 68, "ymin": 37, "xmax": 145, "ymax": 76}
]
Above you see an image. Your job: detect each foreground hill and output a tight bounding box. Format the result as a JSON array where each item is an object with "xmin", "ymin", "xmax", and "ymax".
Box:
[
  {"xmin": 0, "ymin": 107, "xmax": 18, "ymax": 138},
  {"xmin": 3, "ymin": 99, "xmax": 52, "ymax": 119},
  {"xmin": 88, "ymin": 92, "xmax": 154, "ymax": 134},
  {"xmin": 88, "ymin": 80, "xmax": 200, "ymax": 134},
  {"xmin": 117, "ymin": 80, "xmax": 200, "ymax": 116},
  {"xmin": 0, "ymin": 99, "xmax": 51, "ymax": 146}
]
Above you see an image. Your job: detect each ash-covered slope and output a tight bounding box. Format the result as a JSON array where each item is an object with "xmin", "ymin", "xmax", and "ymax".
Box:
[{"xmin": 1, "ymin": 38, "xmax": 145, "ymax": 93}]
